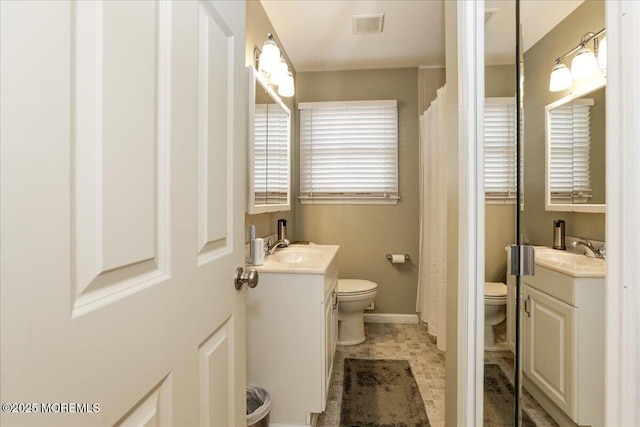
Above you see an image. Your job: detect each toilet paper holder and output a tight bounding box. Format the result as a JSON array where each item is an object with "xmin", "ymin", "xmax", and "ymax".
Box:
[{"xmin": 385, "ymin": 253, "xmax": 410, "ymax": 261}]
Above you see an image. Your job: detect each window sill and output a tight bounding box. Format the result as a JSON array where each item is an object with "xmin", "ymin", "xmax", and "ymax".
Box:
[
  {"xmin": 485, "ymin": 199, "xmax": 516, "ymax": 205},
  {"xmin": 299, "ymin": 196, "xmax": 399, "ymax": 205}
]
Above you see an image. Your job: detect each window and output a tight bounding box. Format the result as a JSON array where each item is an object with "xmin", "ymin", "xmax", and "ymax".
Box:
[
  {"xmin": 298, "ymin": 100, "xmax": 398, "ymax": 204},
  {"xmin": 484, "ymin": 98, "xmax": 517, "ymax": 203},
  {"xmin": 548, "ymin": 99, "xmax": 593, "ymax": 202}
]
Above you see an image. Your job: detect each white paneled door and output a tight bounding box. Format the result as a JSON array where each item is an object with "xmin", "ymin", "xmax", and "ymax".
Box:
[{"xmin": 0, "ymin": 1, "xmax": 247, "ymax": 426}]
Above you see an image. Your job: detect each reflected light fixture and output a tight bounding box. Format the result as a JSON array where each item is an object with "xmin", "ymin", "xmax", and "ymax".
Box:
[
  {"xmin": 597, "ymin": 36, "xmax": 607, "ymax": 74},
  {"xmin": 254, "ymin": 33, "xmax": 294, "ymax": 98},
  {"xmin": 270, "ymin": 59, "xmax": 288, "ymax": 87},
  {"xmin": 548, "ymin": 28, "xmax": 606, "ymax": 92},
  {"xmin": 278, "ymin": 72, "xmax": 295, "ymax": 98},
  {"xmin": 549, "ymin": 62, "xmax": 572, "ymax": 92},
  {"xmin": 571, "ymin": 45, "xmax": 598, "ymax": 80}
]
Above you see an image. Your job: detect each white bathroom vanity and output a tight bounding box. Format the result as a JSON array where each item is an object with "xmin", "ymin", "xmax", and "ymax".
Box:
[
  {"xmin": 246, "ymin": 245, "xmax": 339, "ymax": 427},
  {"xmin": 507, "ymin": 246, "xmax": 605, "ymax": 427}
]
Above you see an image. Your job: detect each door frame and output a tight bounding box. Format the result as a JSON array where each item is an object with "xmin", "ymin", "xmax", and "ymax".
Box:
[
  {"xmin": 453, "ymin": 0, "xmax": 485, "ymax": 425},
  {"xmin": 455, "ymin": 1, "xmax": 640, "ymax": 426},
  {"xmin": 603, "ymin": 2, "xmax": 640, "ymax": 426}
]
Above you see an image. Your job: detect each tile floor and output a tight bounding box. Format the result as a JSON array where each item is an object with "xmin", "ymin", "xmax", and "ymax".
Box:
[{"xmin": 315, "ymin": 322, "xmax": 557, "ymax": 427}]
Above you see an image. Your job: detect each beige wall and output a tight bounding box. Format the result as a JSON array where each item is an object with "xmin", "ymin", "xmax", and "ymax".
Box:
[
  {"xmin": 485, "ymin": 65, "xmax": 517, "ymax": 282},
  {"xmin": 244, "ymin": 0, "xmax": 296, "ymax": 242},
  {"xmin": 295, "ymin": 68, "xmax": 420, "ymax": 315},
  {"xmin": 522, "ymin": 0, "xmax": 605, "ymax": 245}
]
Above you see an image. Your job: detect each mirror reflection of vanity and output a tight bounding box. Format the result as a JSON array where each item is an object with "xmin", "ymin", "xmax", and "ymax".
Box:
[
  {"xmin": 248, "ymin": 67, "xmax": 291, "ymax": 214},
  {"xmin": 545, "ymin": 78, "xmax": 606, "ymax": 213}
]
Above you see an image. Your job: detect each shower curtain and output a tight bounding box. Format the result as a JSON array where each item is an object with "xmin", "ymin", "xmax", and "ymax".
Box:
[{"xmin": 417, "ymin": 85, "xmax": 447, "ymax": 352}]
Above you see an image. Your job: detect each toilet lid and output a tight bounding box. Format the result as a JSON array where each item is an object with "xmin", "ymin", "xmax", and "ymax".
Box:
[
  {"xmin": 485, "ymin": 282, "xmax": 507, "ymax": 298},
  {"xmin": 338, "ymin": 279, "xmax": 378, "ymax": 295}
]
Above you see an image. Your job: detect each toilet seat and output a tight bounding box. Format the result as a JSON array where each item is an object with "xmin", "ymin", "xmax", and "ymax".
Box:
[
  {"xmin": 485, "ymin": 282, "xmax": 507, "ymax": 298},
  {"xmin": 338, "ymin": 279, "xmax": 378, "ymax": 297}
]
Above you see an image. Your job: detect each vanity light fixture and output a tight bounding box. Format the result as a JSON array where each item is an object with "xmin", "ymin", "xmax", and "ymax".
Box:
[
  {"xmin": 278, "ymin": 72, "xmax": 295, "ymax": 98},
  {"xmin": 571, "ymin": 44, "xmax": 599, "ymax": 80},
  {"xmin": 549, "ymin": 62, "xmax": 572, "ymax": 92},
  {"xmin": 548, "ymin": 28, "xmax": 606, "ymax": 92},
  {"xmin": 254, "ymin": 33, "xmax": 294, "ymax": 98},
  {"xmin": 597, "ymin": 36, "xmax": 607, "ymax": 74},
  {"xmin": 270, "ymin": 59, "xmax": 288, "ymax": 86},
  {"xmin": 258, "ymin": 33, "xmax": 280, "ymax": 74}
]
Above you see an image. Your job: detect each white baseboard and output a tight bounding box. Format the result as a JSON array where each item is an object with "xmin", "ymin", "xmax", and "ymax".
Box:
[{"xmin": 363, "ymin": 313, "xmax": 419, "ymax": 324}]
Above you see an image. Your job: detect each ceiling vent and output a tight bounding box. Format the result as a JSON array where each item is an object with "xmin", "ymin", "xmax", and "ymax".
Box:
[{"xmin": 352, "ymin": 13, "xmax": 385, "ymax": 35}]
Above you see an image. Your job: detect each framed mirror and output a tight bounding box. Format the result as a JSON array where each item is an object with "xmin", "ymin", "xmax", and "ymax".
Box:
[
  {"xmin": 248, "ymin": 66, "xmax": 291, "ymax": 214},
  {"xmin": 545, "ymin": 77, "xmax": 606, "ymax": 213}
]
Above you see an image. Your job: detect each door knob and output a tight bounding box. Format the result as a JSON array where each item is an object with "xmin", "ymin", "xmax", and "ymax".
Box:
[{"xmin": 235, "ymin": 267, "xmax": 259, "ymax": 290}]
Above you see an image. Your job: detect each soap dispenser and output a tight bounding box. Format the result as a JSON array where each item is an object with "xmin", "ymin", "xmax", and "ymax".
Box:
[{"xmin": 552, "ymin": 219, "xmax": 566, "ymax": 250}]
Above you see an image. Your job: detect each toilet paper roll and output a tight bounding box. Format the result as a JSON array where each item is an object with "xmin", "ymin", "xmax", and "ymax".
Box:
[{"xmin": 391, "ymin": 254, "xmax": 405, "ymax": 264}]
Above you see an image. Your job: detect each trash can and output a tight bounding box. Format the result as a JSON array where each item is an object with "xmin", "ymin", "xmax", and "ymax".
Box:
[{"xmin": 246, "ymin": 386, "xmax": 270, "ymax": 427}]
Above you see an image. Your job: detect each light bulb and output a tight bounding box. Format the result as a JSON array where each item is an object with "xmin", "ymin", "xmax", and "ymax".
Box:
[
  {"xmin": 571, "ymin": 47, "xmax": 599, "ymax": 80},
  {"xmin": 259, "ymin": 39, "xmax": 280, "ymax": 74},
  {"xmin": 270, "ymin": 60, "xmax": 288, "ymax": 87},
  {"xmin": 278, "ymin": 72, "xmax": 295, "ymax": 97},
  {"xmin": 549, "ymin": 63, "xmax": 572, "ymax": 92},
  {"xmin": 597, "ymin": 36, "xmax": 607, "ymax": 72}
]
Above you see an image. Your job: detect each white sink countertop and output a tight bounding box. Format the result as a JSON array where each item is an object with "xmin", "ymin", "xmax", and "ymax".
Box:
[
  {"xmin": 248, "ymin": 244, "xmax": 339, "ymax": 274},
  {"xmin": 534, "ymin": 246, "xmax": 605, "ymax": 278}
]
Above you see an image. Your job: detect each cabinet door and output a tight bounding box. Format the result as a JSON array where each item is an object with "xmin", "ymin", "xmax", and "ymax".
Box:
[
  {"xmin": 523, "ymin": 285, "xmax": 577, "ymax": 420},
  {"xmin": 506, "ymin": 279, "xmax": 516, "ymax": 353},
  {"xmin": 323, "ymin": 284, "xmax": 338, "ymax": 407},
  {"xmin": 331, "ymin": 288, "xmax": 338, "ymax": 361}
]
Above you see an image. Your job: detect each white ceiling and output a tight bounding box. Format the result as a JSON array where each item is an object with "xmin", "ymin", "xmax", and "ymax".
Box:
[
  {"xmin": 260, "ymin": 0, "xmax": 584, "ymax": 72},
  {"xmin": 260, "ymin": 0, "xmax": 445, "ymax": 72}
]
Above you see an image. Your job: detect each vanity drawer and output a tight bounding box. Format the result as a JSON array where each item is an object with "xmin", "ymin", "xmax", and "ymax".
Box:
[{"xmin": 523, "ymin": 266, "xmax": 575, "ymax": 306}]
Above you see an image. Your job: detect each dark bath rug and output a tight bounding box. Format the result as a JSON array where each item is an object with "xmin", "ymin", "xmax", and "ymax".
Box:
[
  {"xmin": 340, "ymin": 358, "xmax": 429, "ymax": 427},
  {"xmin": 484, "ymin": 364, "xmax": 535, "ymax": 427}
]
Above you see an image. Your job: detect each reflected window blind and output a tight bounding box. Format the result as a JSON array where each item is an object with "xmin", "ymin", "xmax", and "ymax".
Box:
[
  {"xmin": 299, "ymin": 100, "xmax": 398, "ymax": 204},
  {"xmin": 549, "ymin": 99, "xmax": 593, "ymax": 201},
  {"xmin": 484, "ymin": 98, "xmax": 517, "ymax": 201},
  {"xmin": 254, "ymin": 104, "xmax": 289, "ymax": 204}
]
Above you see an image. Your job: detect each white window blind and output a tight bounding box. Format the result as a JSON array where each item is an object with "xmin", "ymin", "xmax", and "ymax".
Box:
[
  {"xmin": 484, "ymin": 98, "xmax": 517, "ymax": 202},
  {"xmin": 548, "ymin": 99, "xmax": 593, "ymax": 202},
  {"xmin": 299, "ymin": 100, "xmax": 399, "ymax": 204},
  {"xmin": 254, "ymin": 103, "xmax": 289, "ymax": 205}
]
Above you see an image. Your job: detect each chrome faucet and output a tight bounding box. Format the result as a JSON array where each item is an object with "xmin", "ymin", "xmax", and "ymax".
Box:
[
  {"xmin": 571, "ymin": 239, "xmax": 606, "ymax": 259},
  {"xmin": 266, "ymin": 237, "xmax": 290, "ymax": 255}
]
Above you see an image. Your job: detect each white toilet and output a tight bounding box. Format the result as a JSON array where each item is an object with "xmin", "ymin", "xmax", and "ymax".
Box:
[
  {"xmin": 337, "ymin": 279, "xmax": 378, "ymax": 345},
  {"xmin": 484, "ymin": 281, "xmax": 507, "ymax": 351}
]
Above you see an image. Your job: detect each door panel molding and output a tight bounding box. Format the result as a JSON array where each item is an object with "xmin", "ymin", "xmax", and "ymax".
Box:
[
  {"xmin": 72, "ymin": 0, "xmax": 172, "ymax": 318},
  {"xmin": 196, "ymin": 1, "xmax": 235, "ymax": 266},
  {"xmin": 199, "ymin": 316, "xmax": 236, "ymax": 427},
  {"xmin": 115, "ymin": 374, "xmax": 173, "ymax": 427}
]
